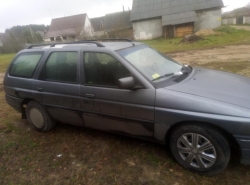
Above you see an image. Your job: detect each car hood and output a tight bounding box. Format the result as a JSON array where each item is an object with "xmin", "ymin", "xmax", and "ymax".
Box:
[{"xmin": 166, "ymin": 68, "xmax": 250, "ymax": 109}]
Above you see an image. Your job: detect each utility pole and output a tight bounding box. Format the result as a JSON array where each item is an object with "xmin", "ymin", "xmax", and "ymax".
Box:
[{"xmin": 29, "ymin": 26, "xmax": 37, "ymax": 42}]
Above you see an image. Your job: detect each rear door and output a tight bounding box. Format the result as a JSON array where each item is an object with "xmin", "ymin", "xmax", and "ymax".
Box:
[
  {"xmin": 80, "ymin": 50, "xmax": 155, "ymax": 139},
  {"xmin": 33, "ymin": 50, "xmax": 83, "ymax": 125}
]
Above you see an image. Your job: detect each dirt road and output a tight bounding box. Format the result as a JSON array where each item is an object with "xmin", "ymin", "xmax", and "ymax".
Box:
[
  {"xmin": 231, "ymin": 25, "xmax": 250, "ymax": 31},
  {"xmin": 168, "ymin": 44, "xmax": 250, "ymax": 65}
]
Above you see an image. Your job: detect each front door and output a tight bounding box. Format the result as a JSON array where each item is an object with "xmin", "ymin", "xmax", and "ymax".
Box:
[{"xmin": 80, "ymin": 51, "xmax": 155, "ymax": 138}]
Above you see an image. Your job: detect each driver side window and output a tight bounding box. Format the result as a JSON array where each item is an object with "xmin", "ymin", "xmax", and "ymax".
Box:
[{"xmin": 84, "ymin": 52, "xmax": 130, "ymax": 87}]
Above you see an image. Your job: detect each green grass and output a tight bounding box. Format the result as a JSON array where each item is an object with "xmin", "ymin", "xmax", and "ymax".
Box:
[
  {"xmin": 143, "ymin": 25, "xmax": 250, "ymax": 53},
  {"xmin": 0, "ymin": 53, "xmax": 15, "ymax": 73}
]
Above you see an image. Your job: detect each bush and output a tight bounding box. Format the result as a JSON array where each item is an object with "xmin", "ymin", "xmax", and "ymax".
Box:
[{"xmin": 215, "ymin": 25, "xmax": 238, "ymax": 34}]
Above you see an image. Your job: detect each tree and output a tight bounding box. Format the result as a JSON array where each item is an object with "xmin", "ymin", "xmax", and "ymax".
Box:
[{"xmin": 246, "ymin": 2, "xmax": 250, "ymax": 8}]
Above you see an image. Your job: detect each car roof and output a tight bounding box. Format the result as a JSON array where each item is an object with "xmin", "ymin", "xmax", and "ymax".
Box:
[{"xmin": 24, "ymin": 40, "xmax": 143, "ymax": 52}]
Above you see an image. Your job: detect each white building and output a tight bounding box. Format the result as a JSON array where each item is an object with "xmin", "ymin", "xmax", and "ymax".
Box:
[
  {"xmin": 130, "ymin": 0, "xmax": 224, "ymax": 40},
  {"xmin": 44, "ymin": 14, "xmax": 94, "ymax": 42},
  {"xmin": 222, "ymin": 6, "xmax": 250, "ymax": 25}
]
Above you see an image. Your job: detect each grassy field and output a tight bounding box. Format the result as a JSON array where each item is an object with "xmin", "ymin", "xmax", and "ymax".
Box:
[
  {"xmin": 1, "ymin": 26, "xmax": 250, "ymax": 184},
  {"xmin": 144, "ymin": 26, "xmax": 250, "ymax": 53},
  {"xmin": 0, "ymin": 85, "xmax": 250, "ymax": 185},
  {"xmin": 0, "ymin": 53, "xmax": 15, "ymax": 73}
]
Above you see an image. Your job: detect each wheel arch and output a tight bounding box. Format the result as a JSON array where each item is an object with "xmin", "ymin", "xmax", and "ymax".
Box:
[
  {"xmin": 21, "ymin": 98, "xmax": 40, "ymax": 119},
  {"xmin": 165, "ymin": 121, "xmax": 240, "ymax": 153}
]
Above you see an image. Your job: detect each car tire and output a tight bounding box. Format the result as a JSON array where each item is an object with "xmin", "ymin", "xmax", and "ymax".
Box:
[
  {"xmin": 169, "ymin": 124, "xmax": 230, "ymax": 176},
  {"xmin": 26, "ymin": 101, "xmax": 56, "ymax": 132}
]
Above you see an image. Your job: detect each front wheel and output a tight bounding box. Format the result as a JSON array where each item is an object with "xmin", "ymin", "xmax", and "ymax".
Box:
[{"xmin": 170, "ymin": 124, "xmax": 230, "ymax": 176}]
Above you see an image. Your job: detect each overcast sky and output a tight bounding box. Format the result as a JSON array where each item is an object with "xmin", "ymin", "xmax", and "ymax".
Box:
[{"xmin": 0, "ymin": 0, "xmax": 249, "ymax": 32}]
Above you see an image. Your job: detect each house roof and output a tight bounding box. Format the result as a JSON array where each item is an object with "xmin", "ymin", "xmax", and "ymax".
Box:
[
  {"xmin": 222, "ymin": 7, "xmax": 250, "ymax": 18},
  {"xmin": 90, "ymin": 16, "xmax": 105, "ymax": 32},
  {"xmin": 103, "ymin": 11, "xmax": 132, "ymax": 32},
  {"xmin": 45, "ymin": 14, "xmax": 87, "ymax": 38},
  {"xmin": 131, "ymin": 0, "xmax": 224, "ymax": 26}
]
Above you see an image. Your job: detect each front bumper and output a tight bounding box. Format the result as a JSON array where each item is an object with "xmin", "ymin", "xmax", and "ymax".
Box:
[{"xmin": 234, "ymin": 135, "xmax": 250, "ymax": 164}]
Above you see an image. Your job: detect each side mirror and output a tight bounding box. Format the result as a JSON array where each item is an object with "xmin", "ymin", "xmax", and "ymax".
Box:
[{"xmin": 118, "ymin": 77, "xmax": 135, "ymax": 90}]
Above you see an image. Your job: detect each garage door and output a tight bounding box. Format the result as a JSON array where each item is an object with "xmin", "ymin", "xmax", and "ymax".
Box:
[{"xmin": 175, "ymin": 24, "xmax": 194, "ymax": 37}]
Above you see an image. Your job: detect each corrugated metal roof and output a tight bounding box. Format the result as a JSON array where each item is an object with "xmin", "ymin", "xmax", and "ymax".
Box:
[
  {"xmin": 90, "ymin": 11, "xmax": 132, "ymax": 33},
  {"xmin": 162, "ymin": 11, "xmax": 196, "ymax": 26},
  {"xmin": 45, "ymin": 14, "xmax": 87, "ymax": 38},
  {"xmin": 90, "ymin": 17, "xmax": 105, "ymax": 32},
  {"xmin": 131, "ymin": 0, "xmax": 224, "ymax": 25},
  {"xmin": 104, "ymin": 11, "xmax": 133, "ymax": 32}
]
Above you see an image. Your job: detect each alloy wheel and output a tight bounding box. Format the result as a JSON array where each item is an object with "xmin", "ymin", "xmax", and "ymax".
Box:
[{"xmin": 177, "ymin": 133, "xmax": 217, "ymax": 169}]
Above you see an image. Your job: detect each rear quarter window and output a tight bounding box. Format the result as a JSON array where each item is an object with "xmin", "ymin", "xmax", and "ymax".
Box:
[{"xmin": 9, "ymin": 53, "xmax": 43, "ymax": 78}]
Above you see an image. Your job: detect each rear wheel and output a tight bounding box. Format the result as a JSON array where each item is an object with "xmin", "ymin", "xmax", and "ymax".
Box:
[
  {"xmin": 26, "ymin": 101, "xmax": 56, "ymax": 132},
  {"xmin": 169, "ymin": 124, "xmax": 230, "ymax": 176}
]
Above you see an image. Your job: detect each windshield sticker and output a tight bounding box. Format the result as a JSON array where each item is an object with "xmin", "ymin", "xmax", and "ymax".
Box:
[{"xmin": 152, "ymin": 73, "xmax": 160, "ymax": 79}]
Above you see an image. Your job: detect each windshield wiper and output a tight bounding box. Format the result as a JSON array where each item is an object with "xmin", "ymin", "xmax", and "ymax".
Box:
[{"xmin": 152, "ymin": 71, "xmax": 183, "ymax": 81}]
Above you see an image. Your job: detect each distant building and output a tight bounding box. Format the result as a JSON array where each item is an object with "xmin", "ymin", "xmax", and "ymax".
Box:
[
  {"xmin": 222, "ymin": 7, "xmax": 250, "ymax": 25},
  {"xmin": 90, "ymin": 16, "xmax": 106, "ymax": 37},
  {"xmin": 0, "ymin": 33, "xmax": 5, "ymax": 47},
  {"xmin": 130, "ymin": 0, "xmax": 224, "ymax": 40},
  {"xmin": 90, "ymin": 11, "xmax": 133, "ymax": 39},
  {"xmin": 44, "ymin": 14, "xmax": 94, "ymax": 42}
]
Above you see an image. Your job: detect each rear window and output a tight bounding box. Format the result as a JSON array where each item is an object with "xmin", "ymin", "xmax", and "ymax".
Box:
[{"xmin": 10, "ymin": 53, "xmax": 43, "ymax": 78}]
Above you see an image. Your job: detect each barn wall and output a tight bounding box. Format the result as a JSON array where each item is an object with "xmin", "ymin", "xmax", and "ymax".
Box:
[
  {"xmin": 244, "ymin": 16, "xmax": 250, "ymax": 24},
  {"xmin": 133, "ymin": 19, "xmax": 162, "ymax": 40},
  {"xmin": 175, "ymin": 23, "xmax": 194, "ymax": 37},
  {"xmin": 194, "ymin": 9, "xmax": 222, "ymax": 31}
]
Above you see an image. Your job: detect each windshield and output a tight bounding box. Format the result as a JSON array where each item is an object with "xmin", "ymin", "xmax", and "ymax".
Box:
[{"xmin": 117, "ymin": 45, "xmax": 182, "ymax": 81}]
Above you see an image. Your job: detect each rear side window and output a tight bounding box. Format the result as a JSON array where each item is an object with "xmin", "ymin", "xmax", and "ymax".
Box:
[
  {"xmin": 10, "ymin": 53, "xmax": 43, "ymax": 78},
  {"xmin": 45, "ymin": 52, "xmax": 78, "ymax": 83}
]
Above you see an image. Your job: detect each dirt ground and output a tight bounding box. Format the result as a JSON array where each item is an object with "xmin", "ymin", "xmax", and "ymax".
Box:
[
  {"xmin": 168, "ymin": 44, "xmax": 250, "ymax": 65},
  {"xmin": 0, "ymin": 73, "xmax": 4, "ymax": 83},
  {"xmin": 231, "ymin": 25, "xmax": 250, "ymax": 31},
  {"xmin": 0, "ymin": 73, "xmax": 4, "ymax": 91}
]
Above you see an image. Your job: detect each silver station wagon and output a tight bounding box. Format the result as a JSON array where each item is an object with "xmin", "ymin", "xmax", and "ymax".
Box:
[{"xmin": 4, "ymin": 39, "xmax": 250, "ymax": 176}]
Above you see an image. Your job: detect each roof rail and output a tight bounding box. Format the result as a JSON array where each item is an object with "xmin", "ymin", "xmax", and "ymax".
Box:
[
  {"xmin": 96, "ymin": 38, "xmax": 134, "ymax": 42},
  {"xmin": 27, "ymin": 40, "xmax": 105, "ymax": 49},
  {"xmin": 26, "ymin": 38, "xmax": 135, "ymax": 49},
  {"xmin": 95, "ymin": 38, "xmax": 135, "ymax": 46}
]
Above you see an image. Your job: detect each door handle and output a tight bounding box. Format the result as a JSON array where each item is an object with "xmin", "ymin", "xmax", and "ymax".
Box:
[
  {"xmin": 36, "ymin": 87, "xmax": 43, "ymax": 92},
  {"xmin": 86, "ymin": 94, "xmax": 95, "ymax": 99}
]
